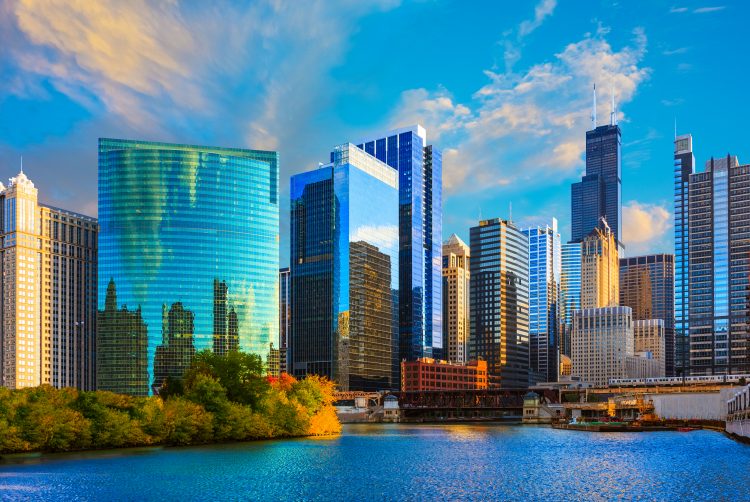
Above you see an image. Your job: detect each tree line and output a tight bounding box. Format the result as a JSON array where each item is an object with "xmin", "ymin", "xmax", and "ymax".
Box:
[{"xmin": 0, "ymin": 350, "xmax": 341, "ymax": 454}]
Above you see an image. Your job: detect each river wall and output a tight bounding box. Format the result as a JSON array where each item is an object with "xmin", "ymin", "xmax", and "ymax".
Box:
[{"xmin": 646, "ymin": 388, "xmax": 740, "ymax": 421}]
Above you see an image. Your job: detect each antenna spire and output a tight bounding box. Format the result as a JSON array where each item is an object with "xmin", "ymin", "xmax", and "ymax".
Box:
[
  {"xmin": 509, "ymin": 201, "xmax": 513, "ymax": 222},
  {"xmin": 591, "ymin": 83, "xmax": 597, "ymax": 128},
  {"xmin": 20, "ymin": 155, "xmax": 23, "ymax": 174},
  {"xmin": 610, "ymin": 85, "xmax": 617, "ymax": 126},
  {"xmin": 674, "ymin": 117, "xmax": 677, "ymax": 139}
]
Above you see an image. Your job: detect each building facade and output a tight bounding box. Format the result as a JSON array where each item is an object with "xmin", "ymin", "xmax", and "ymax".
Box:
[
  {"xmin": 0, "ymin": 171, "xmax": 98, "ymax": 390},
  {"xmin": 279, "ymin": 267, "xmax": 290, "ymax": 374},
  {"xmin": 571, "ymin": 306, "xmax": 633, "ymax": 387},
  {"xmin": 97, "ymin": 138, "xmax": 279, "ymax": 395},
  {"xmin": 619, "ymin": 254, "xmax": 675, "ymax": 375},
  {"xmin": 401, "ymin": 358, "xmax": 488, "ymax": 391},
  {"xmin": 560, "ymin": 242, "xmax": 582, "ymax": 358},
  {"xmin": 634, "ymin": 319, "xmax": 666, "ymax": 376},
  {"xmin": 344, "ymin": 125, "xmax": 442, "ymax": 362},
  {"xmin": 674, "ymin": 134, "xmax": 695, "ymax": 376},
  {"xmin": 290, "ymin": 144, "xmax": 399, "ymax": 391},
  {"xmin": 469, "ymin": 218, "xmax": 529, "ymax": 388},
  {"xmin": 442, "ymin": 234, "xmax": 470, "ymax": 364},
  {"xmin": 688, "ymin": 155, "xmax": 750, "ymax": 375},
  {"xmin": 581, "ymin": 224, "xmax": 618, "ymax": 309},
  {"xmin": 522, "ymin": 219, "xmax": 561, "ymax": 384}
]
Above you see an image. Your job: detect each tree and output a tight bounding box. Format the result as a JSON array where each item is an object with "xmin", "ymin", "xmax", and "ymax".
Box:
[{"xmin": 184, "ymin": 350, "xmax": 269, "ymax": 409}]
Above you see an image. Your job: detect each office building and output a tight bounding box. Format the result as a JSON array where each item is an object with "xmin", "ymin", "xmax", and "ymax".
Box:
[
  {"xmin": 97, "ymin": 138, "xmax": 279, "ymax": 395},
  {"xmin": 290, "ymin": 144, "xmax": 399, "ymax": 391},
  {"xmin": 688, "ymin": 155, "xmax": 750, "ymax": 375},
  {"xmin": 571, "ymin": 88, "xmax": 622, "ymax": 244},
  {"xmin": 620, "ymin": 254, "xmax": 674, "ymax": 375},
  {"xmin": 625, "ymin": 353, "xmax": 664, "ymax": 380},
  {"xmin": 560, "ymin": 242, "xmax": 581, "ymax": 357},
  {"xmin": 0, "ymin": 170, "xmax": 98, "ymax": 390},
  {"xmin": 522, "ymin": 219, "xmax": 561, "ymax": 384},
  {"xmin": 345, "ymin": 125, "xmax": 442, "ymax": 361},
  {"xmin": 571, "ymin": 306, "xmax": 633, "ymax": 387},
  {"xmin": 581, "ymin": 223, "xmax": 618, "ymax": 309},
  {"xmin": 674, "ymin": 134, "xmax": 695, "ymax": 376},
  {"xmin": 401, "ymin": 358, "xmax": 488, "ymax": 391},
  {"xmin": 279, "ymin": 267, "xmax": 290, "ymax": 375},
  {"xmin": 634, "ymin": 319, "xmax": 666, "ymax": 376},
  {"xmin": 470, "ymin": 218, "xmax": 529, "ymax": 388},
  {"xmin": 442, "ymin": 234, "xmax": 470, "ymax": 364}
]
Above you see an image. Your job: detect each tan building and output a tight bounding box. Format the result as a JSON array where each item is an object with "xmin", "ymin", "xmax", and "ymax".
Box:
[
  {"xmin": 625, "ymin": 353, "xmax": 664, "ymax": 379},
  {"xmin": 634, "ymin": 319, "xmax": 666, "ymax": 376},
  {"xmin": 571, "ymin": 306, "xmax": 633, "ymax": 387},
  {"xmin": 0, "ymin": 170, "xmax": 98, "ymax": 390},
  {"xmin": 581, "ymin": 222, "xmax": 619, "ymax": 309},
  {"xmin": 442, "ymin": 234, "xmax": 470, "ymax": 364}
]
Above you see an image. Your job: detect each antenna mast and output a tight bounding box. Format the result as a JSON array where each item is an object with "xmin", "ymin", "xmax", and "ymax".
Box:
[
  {"xmin": 591, "ymin": 83, "xmax": 597, "ymax": 128},
  {"xmin": 610, "ymin": 85, "xmax": 617, "ymax": 126}
]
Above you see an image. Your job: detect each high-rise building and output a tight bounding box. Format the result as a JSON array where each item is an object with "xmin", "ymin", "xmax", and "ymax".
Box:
[
  {"xmin": 560, "ymin": 242, "xmax": 582, "ymax": 358},
  {"xmin": 674, "ymin": 134, "xmax": 694, "ymax": 376},
  {"xmin": 442, "ymin": 234, "xmax": 470, "ymax": 364},
  {"xmin": 571, "ymin": 306, "xmax": 633, "ymax": 386},
  {"xmin": 619, "ymin": 254, "xmax": 675, "ymax": 375},
  {"xmin": 470, "ymin": 218, "xmax": 529, "ymax": 388},
  {"xmin": 634, "ymin": 319, "xmax": 666, "ymax": 376},
  {"xmin": 581, "ymin": 223, "xmax": 619, "ymax": 309},
  {"xmin": 0, "ymin": 170, "xmax": 98, "ymax": 390},
  {"xmin": 290, "ymin": 144, "xmax": 399, "ymax": 391},
  {"xmin": 343, "ymin": 125, "xmax": 442, "ymax": 362},
  {"xmin": 571, "ymin": 91, "xmax": 622, "ymax": 244},
  {"xmin": 97, "ymin": 138, "xmax": 279, "ymax": 395},
  {"xmin": 279, "ymin": 267, "xmax": 290, "ymax": 375},
  {"xmin": 688, "ymin": 155, "xmax": 750, "ymax": 375},
  {"xmin": 522, "ymin": 219, "xmax": 561, "ymax": 384}
]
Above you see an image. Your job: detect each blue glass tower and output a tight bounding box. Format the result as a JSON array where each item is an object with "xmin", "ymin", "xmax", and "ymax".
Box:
[
  {"xmin": 673, "ymin": 134, "xmax": 694, "ymax": 376},
  {"xmin": 522, "ymin": 219, "xmax": 561, "ymax": 384},
  {"xmin": 340, "ymin": 125, "xmax": 442, "ymax": 363},
  {"xmin": 97, "ymin": 138, "xmax": 279, "ymax": 395},
  {"xmin": 560, "ymin": 242, "xmax": 582, "ymax": 358},
  {"xmin": 291, "ymin": 144, "xmax": 399, "ymax": 391}
]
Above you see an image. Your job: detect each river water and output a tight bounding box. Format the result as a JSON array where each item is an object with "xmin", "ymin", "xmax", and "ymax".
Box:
[{"xmin": 1, "ymin": 424, "xmax": 749, "ymax": 500}]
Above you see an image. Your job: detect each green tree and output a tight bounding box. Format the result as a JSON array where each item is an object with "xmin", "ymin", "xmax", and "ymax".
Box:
[
  {"xmin": 184, "ymin": 350, "xmax": 269, "ymax": 409},
  {"xmin": 162, "ymin": 397, "xmax": 213, "ymax": 445}
]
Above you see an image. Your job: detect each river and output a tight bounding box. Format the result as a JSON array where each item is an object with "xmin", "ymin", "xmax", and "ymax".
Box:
[{"xmin": 1, "ymin": 424, "xmax": 749, "ymax": 500}]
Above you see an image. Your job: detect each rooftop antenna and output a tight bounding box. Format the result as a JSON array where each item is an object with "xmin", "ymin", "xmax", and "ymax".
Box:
[
  {"xmin": 591, "ymin": 83, "xmax": 597, "ymax": 128},
  {"xmin": 20, "ymin": 155, "xmax": 23, "ymax": 174},
  {"xmin": 509, "ymin": 201, "xmax": 513, "ymax": 222},
  {"xmin": 610, "ymin": 85, "xmax": 617, "ymax": 126},
  {"xmin": 674, "ymin": 117, "xmax": 677, "ymax": 139}
]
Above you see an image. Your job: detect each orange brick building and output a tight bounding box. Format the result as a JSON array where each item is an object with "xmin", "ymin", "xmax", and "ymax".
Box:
[{"xmin": 401, "ymin": 358, "xmax": 488, "ymax": 391}]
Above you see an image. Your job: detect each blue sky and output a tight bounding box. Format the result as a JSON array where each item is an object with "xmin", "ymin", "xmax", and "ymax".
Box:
[{"xmin": 1, "ymin": 0, "xmax": 747, "ymax": 264}]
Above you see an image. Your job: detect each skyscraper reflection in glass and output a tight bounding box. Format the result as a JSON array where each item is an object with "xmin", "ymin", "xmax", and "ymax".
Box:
[
  {"xmin": 290, "ymin": 144, "xmax": 399, "ymax": 391},
  {"xmin": 97, "ymin": 138, "xmax": 279, "ymax": 395}
]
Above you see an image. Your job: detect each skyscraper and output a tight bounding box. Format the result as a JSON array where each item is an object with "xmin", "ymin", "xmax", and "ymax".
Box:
[
  {"xmin": 634, "ymin": 319, "xmax": 666, "ymax": 376},
  {"xmin": 279, "ymin": 267, "xmax": 290, "ymax": 375},
  {"xmin": 97, "ymin": 138, "xmax": 279, "ymax": 395},
  {"xmin": 0, "ymin": 170, "xmax": 98, "ymax": 390},
  {"xmin": 619, "ymin": 254, "xmax": 675, "ymax": 375},
  {"xmin": 571, "ymin": 87, "xmax": 622, "ymax": 244},
  {"xmin": 674, "ymin": 134, "xmax": 694, "ymax": 376},
  {"xmin": 688, "ymin": 155, "xmax": 750, "ymax": 375},
  {"xmin": 522, "ymin": 219, "xmax": 561, "ymax": 384},
  {"xmin": 560, "ymin": 242, "xmax": 582, "ymax": 358},
  {"xmin": 442, "ymin": 234, "xmax": 470, "ymax": 364},
  {"xmin": 470, "ymin": 218, "xmax": 529, "ymax": 388},
  {"xmin": 290, "ymin": 144, "xmax": 399, "ymax": 391},
  {"xmin": 344, "ymin": 125, "xmax": 442, "ymax": 362},
  {"xmin": 581, "ymin": 223, "xmax": 619, "ymax": 309},
  {"xmin": 572, "ymin": 306, "xmax": 633, "ymax": 387}
]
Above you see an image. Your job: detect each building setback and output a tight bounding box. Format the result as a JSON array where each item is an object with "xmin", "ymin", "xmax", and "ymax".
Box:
[
  {"xmin": 470, "ymin": 218, "xmax": 529, "ymax": 388},
  {"xmin": 290, "ymin": 144, "xmax": 399, "ymax": 391},
  {"xmin": 688, "ymin": 155, "xmax": 750, "ymax": 375},
  {"xmin": 442, "ymin": 234, "xmax": 470, "ymax": 364},
  {"xmin": 522, "ymin": 219, "xmax": 561, "ymax": 384},
  {"xmin": 619, "ymin": 254, "xmax": 674, "ymax": 375},
  {"xmin": 97, "ymin": 138, "xmax": 279, "ymax": 395},
  {"xmin": 0, "ymin": 171, "xmax": 98, "ymax": 390}
]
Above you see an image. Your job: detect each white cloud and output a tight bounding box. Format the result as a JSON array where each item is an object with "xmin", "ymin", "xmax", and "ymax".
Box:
[
  {"xmin": 350, "ymin": 225, "xmax": 399, "ymax": 252},
  {"xmin": 504, "ymin": 0, "xmax": 558, "ymax": 71},
  {"xmin": 519, "ymin": 0, "xmax": 557, "ymax": 37},
  {"xmin": 693, "ymin": 6, "xmax": 726, "ymax": 13},
  {"xmin": 622, "ymin": 201, "xmax": 672, "ymax": 255}
]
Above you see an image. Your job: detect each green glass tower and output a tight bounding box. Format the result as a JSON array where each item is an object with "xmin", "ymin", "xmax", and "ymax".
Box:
[{"xmin": 97, "ymin": 138, "xmax": 279, "ymax": 395}]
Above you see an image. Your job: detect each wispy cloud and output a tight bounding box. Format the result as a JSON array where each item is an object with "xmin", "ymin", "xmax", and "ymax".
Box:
[
  {"xmin": 503, "ymin": 0, "xmax": 558, "ymax": 72},
  {"xmin": 662, "ymin": 47, "xmax": 689, "ymax": 56},
  {"xmin": 693, "ymin": 6, "xmax": 726, "ymax": 13},
  {"xmin": 669, "ymin": 6, "xmax": 689, "ymax": 13},
  {"xmin": 622, "ymin": 201, "xmax": 672, "ymax": 255}
]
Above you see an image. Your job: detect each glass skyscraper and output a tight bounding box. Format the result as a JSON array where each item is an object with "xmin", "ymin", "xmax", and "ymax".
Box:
[
  {"xmin": 521, "ymin": 219, "xmax": 561, "ymax": 384},
  {"xmin": 290, "ymin": 144, "xmax": 399, "ymax": 391},
  {"xmin": 560, "ymin": 242, "xmax": 581, "ymax": 358},
  {"xmin": 571, "ymin": 122, "xmax": 622, "ymax": 244},
  {"xmin": 340, "ymin": 125, "xmax": 442, "ymax": 362},
  {"xmin": 97, "ymin": 138, "xmax": 279, "ymax": 395},
  {"xmin": 674, "ymin": 134, "xmax": 694, "ymax": 376},
  {"xmin": 470, "ymin": 218, "xmax": 529, "ymax": 388}
]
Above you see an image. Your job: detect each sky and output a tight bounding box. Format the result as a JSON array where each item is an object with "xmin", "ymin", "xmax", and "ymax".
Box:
[{"xmin": 1, "ymin": 0, "xmax": 748, "ymax": 265}]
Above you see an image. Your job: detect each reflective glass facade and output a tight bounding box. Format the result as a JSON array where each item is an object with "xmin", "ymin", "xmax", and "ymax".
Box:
[
  {"xmin": 344, "ymin": 125, "xmax": 442, "ymax": 363},
  {"xmin": 560, "ymin": 243, "xmax": 582, "ymax": 358},
  {"xmin": 673, "ymin": 134, "xmax": 694, "ymax": 376},
  {"xmin": 97, "ymin": 138, "xmax": 279, "ymax": 395},
  {"xmin": 522, "ymin": 220, "xmax": 561, "ymax": 384},
  {"xmin": 469, "ymin": 218, "xmax": 529, "ymax": 388},
  {"xmin": 291, "ymin": 144, "xmax": 399, "ymax": 391}
]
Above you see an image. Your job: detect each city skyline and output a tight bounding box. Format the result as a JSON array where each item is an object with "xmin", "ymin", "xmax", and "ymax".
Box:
[{"xmin": 2, "ymin": 1, "xmax": 748, "ymax": 261}]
